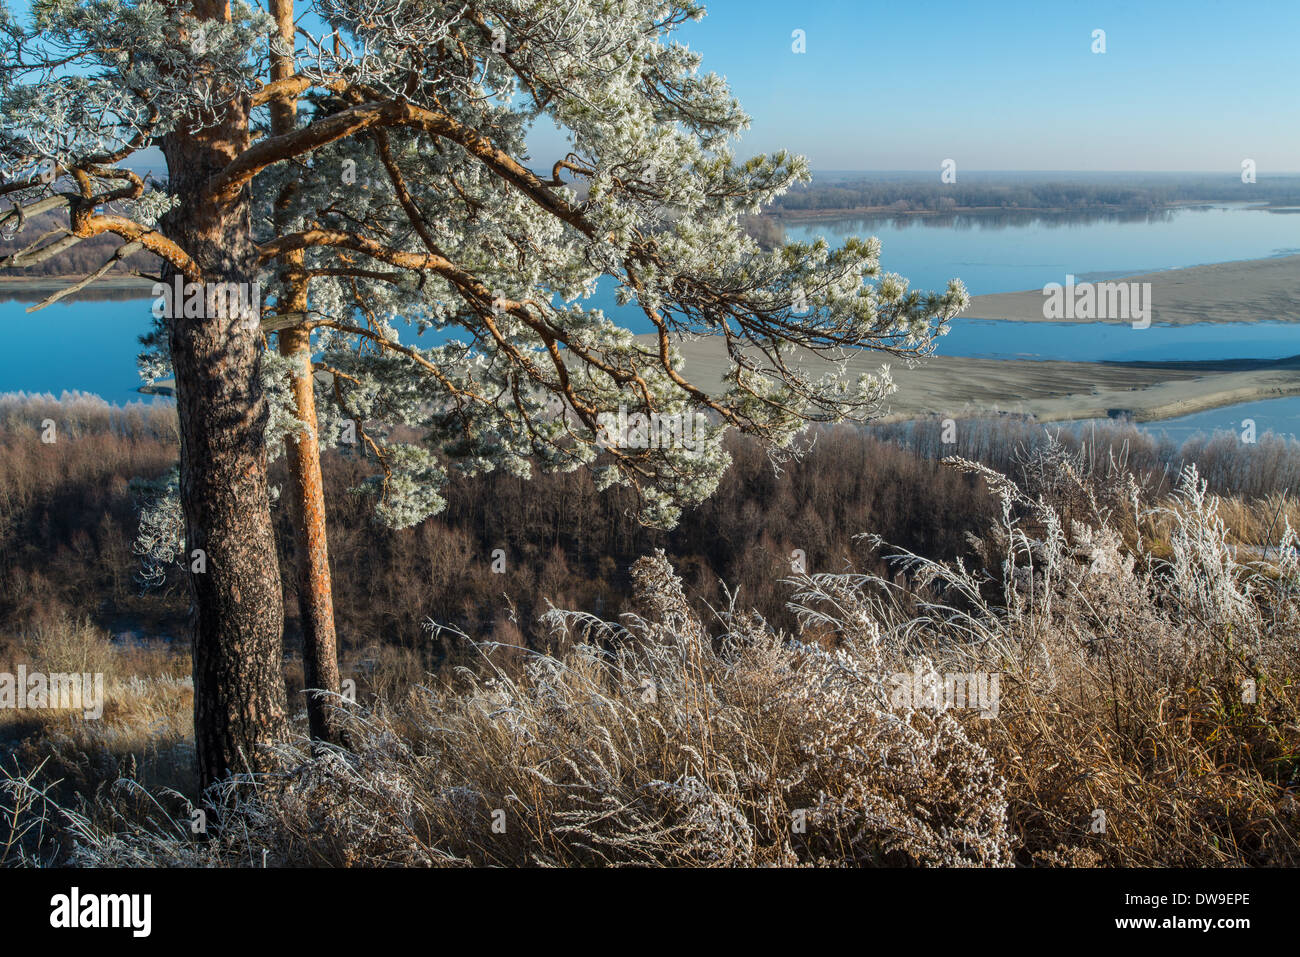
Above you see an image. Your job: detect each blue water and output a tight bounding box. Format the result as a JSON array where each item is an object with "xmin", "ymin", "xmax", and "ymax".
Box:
[
  {"xmin": 783, "ymin": 203, "xmax": 1300, "ymax": 300},
  {"xmin": 0, "ymin": 296, "xmax": 166, "ymax": 405},
  {"xmin": 1, "ymin": 204, "xmax": 1295, "ymax": 404},
  {"xmin": 1118, "ymin": 396, "xmax": 1300, "ymax": 444}
]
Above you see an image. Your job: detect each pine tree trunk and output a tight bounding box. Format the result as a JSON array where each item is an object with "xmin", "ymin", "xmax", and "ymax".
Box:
[
  {"xmin": 268, "ymin": 0, "xmax": 346, "ymax": 745},
  {"xmin": 277, "ymin": 325, "xmax": 346, "ymax": 744},
  {"xmin": 162, "ymin": 76, "xmax": 289, "ymax": 788}
]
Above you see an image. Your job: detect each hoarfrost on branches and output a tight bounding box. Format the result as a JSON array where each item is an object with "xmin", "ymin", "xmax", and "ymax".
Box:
[{"xmin": 4, "ymin": 0, "xmax": 968, "ymax": 528}]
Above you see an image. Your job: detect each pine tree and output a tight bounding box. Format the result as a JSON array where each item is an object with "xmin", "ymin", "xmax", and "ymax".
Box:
[{"xmin": 0, "ymin": 0, "xmax": 967, "ymax": 785}]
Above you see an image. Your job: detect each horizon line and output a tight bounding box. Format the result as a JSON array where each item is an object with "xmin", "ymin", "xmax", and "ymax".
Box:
[{"xmin": 804, "ymin": 169, "xmax": 1300, "ymax": 176}]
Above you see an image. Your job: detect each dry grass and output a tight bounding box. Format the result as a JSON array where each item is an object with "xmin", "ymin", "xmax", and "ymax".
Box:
[
  {"xmin": 948, "ymin": 445, "xmax": 1300, "ymax": 865},
  {"xmin": 0, "ymin": 616, "xmax": 194, "ymax": 856},
  {"xmin": 2, "ymin": 439, "xmax": 1297, "ymax": 867}
]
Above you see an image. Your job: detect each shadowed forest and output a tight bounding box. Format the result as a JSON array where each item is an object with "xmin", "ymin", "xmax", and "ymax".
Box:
[{"xmin": 5, "ymin": 393, "xmax": 1297, "ymax": 667}]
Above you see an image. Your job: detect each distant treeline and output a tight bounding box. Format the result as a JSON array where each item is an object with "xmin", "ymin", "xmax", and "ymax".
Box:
[
  {"xmin": 7, "ymin": 176, "xmax": 1294, "ymax": 282},
  {"xmin": 775, "ymin": 173, "xmax": 1300, "ymax": 214},
  {"xmin": 0, "ymin": 209, "xmax": 161, "ymax": 278}
]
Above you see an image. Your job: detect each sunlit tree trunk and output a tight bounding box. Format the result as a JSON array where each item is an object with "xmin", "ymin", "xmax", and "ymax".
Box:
[
  {"xmin": 276, "ymin": 322, "xmax": 346, "ymax": 744},
  {"xmin": 270, "ymin": 0, "xmax": 346, "ymax": 745}
]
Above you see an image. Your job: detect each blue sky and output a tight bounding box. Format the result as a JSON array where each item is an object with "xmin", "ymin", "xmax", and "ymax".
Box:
[
  {"xmin": 10, "ymin": 0, "xmax": 1297, "ymax": 174},
  {"xmin": 534, "ymin": 0, "xmax": 1300, "ymax": 172}
]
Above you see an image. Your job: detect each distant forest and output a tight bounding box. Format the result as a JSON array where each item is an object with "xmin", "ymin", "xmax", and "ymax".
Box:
[
  {"xmin": 772, "ymin": 172, "xmax": 1300, "ymax": 214},
  {"xmin": 3, "ymin": 395, "xmax": 1297, "ymax": 675},
  {"xmin": 0, "ymin": 209, "xmax": 160, "ymax": 278}
]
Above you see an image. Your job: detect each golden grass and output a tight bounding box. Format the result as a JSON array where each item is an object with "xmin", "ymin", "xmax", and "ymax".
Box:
[{"xmin": 2, "ymin": 439, "xmax": 1297, "ymax": 867}]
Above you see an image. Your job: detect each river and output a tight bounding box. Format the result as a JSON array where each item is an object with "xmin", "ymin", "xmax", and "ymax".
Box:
[{"xmin": 2, "ymin": 203, "xmax": 1295, "ymax": 427}]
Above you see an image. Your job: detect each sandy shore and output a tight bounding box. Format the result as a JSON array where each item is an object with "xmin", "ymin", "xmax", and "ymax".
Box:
[
  {"xmin": 661, "ymin": 252, "xmax": 1300, "ymax": 423},
  {"xmin": 0, "ymin": 275, "xmax": 156, "ymax": 304},
  {"xmin": 882, "ymin": 354, "xmax": 1300, "ymax": 423},
  {"xmin": 965, "ymin": 254, "xmax": 1300, "ymax": 325},
  {"xmin": 654, "ymin": 334, "xmax": 1300, "ymax": 424},
  {"xmin": 0, "ymin": 275, "xmax": 155, "ymax": 292}
]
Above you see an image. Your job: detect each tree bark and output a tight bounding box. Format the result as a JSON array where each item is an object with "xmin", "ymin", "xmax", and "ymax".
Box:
[
  {"xmin": 161, "ymin": 35, "xmax": 289, "ymax": 786},
  {"xmin": 277, "ymin": 326, "xmax": 347, "ymax": 744},
  {"xmin": 269, "ymin": 0, "xmax": 346, "ymax": 745}
]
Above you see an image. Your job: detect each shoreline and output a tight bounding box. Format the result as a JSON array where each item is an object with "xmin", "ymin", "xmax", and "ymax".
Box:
[
  {"xmin": 768, "ymin": 199, "xmax": 1290, "ymax": 223},
  {"xmin": 964, "ymin": 254, "xmax": 1300, "ymax": 326},
  {"xmin": 13, "ymin": 348, "xmax": 1300, "ymax": 428},
  {"xmin": 0, "ymin": 275, "xmax": 156, "ymax": 291},
  {"xmin": 881, "ymin": 354, "xmax": 1300, "ymax": 425},
  {"xmin": 653, "ymin": 334, "xmax": 1300, "ymax": 427},
  {"xmin": 7, "ymin": 251, "xmax": 1298, "ymax": 427},
  {"xmin": 0, "ymin": 274, "xmax": 157, "ymax": 304}
]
